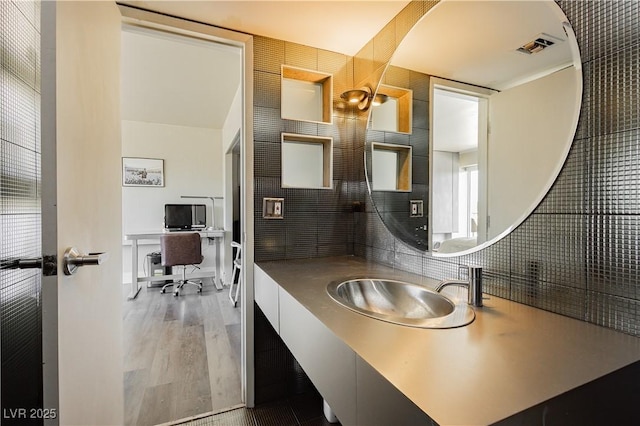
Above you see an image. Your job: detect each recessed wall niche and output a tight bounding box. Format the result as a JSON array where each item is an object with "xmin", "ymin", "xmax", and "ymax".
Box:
[
  {"xmin": 281, "ymin": 65, "xmax": 333, "ymax": 124},
  {"xmin": 371, "ymin": 142, "xmax": 412, "ymax": 192},
  {"xmin": 281, "ymin": 133, "xmax": 333, "ymax": 189},
  {"xmin": 371, "ymin": 84, "xmax": 412, "ymax": 134}
]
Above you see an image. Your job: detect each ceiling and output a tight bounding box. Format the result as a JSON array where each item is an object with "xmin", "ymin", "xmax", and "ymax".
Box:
[
  {"xmin": 120, "ymin": 0, "xmax": 410, "ymax": 129},
  {"xmin": 120, "ymin": 1, "xmax": 577, "ymax": 131},
  {"xmin": 123, "ymin": 1, "xmax": 411, "ymax": 57},
  {"xmin": 121, "ymin": 25, "xmax": 242, "ymax": 129},
  {"xmin": 391, "ymin": 0, "xmax": 574, "ymax": 90},
  {"xmin": 391, "ymin": 0, "xmax": 576, "ymax": 155}
]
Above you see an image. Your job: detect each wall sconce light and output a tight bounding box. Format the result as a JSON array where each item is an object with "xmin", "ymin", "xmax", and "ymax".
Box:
[
  {"xmin": 371, "ymin": 93, "xmax": 389, "ymax": 107},
  {"xmin": 341, "ymin": 86, "xmax": 388, "ymax": 111},
  {"xmin": 341, "ymin": 87, "xmax": 371, "ymax": 110}
]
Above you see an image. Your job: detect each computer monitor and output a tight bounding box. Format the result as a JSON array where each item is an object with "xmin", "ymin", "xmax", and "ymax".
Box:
[
  {"xmin": 164, "ymin": 204, "xmax": 192, "ymax": 230},
  {"xmin": 164, "ymin": 204, "xmax": 207, "ymax": 230},
  {"xmin": 191, "ymin": 204, "xmax": 206, "ymax": 228}
]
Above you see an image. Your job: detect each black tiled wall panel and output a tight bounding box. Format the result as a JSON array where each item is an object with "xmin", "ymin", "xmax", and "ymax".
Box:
[{"xmin": 253, "ymin": 36, "xmax": 359, "ymax": 262}]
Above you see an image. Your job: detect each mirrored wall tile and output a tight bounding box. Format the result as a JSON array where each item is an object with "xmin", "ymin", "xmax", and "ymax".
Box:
[
  {"xmin": 318, "ymin": 215, "xmax": 352, "ymax": 245},
  {"xmin": 409, "ymin": 127, "xmax": 428, "ymax": 157},
  {"xmin": 587, "ymin": 291, "xmax": 640, "ymax": 336},
  {"xmin": 1, "ymin": 69, "xmax": 38, "ymax": 151},
  {"xmin": 412, "ymin": 155, "xmax": 428, "ymax": 185},
  {"xmin": 459, "ymin": 233, "xmax": 511, "ymax": 276},
  {"xmin": 588, "ymin": 129, "xmax": 640, "ymax": 215},
  {"xmin": 422, "ymin": 256, "xmax": 459, "ymax": 282},
  {"xmin": 331, "ymin": 147, "xmax": 345, "ymax": 181},
  {"xmin": 254, "ymin": 177, "xmax": 287, "ymax": 203},
  {"xmin": 353, "ymin": 39, "xmax": 375, "ymax": 86},
  {"xmin": 573, "ymin": 61, "xmax": 591, "ymax": 142},
  {"xmin": 537, "ymin": 136, "xmax": 589, "ymax": 215},
  {"xmin": 373, "ymin": 19, "xmax": 396, "ymax": 74},
  {"xmin": 393, "ymin": 251, "xmax": 423, "ymax": 276},
  {"xmin": 481, "ymin": 273, "xmax": 510, "ymax": 301},
  {"xmin": 318, "ymin": 116, "xmax": 349, "ymax": 148},
  {"xmin": 586, "ymin": 215, "xmax": 640, "ymax": 299},
  {"xmin": 254, "ymin": 106, "xmax": 284, "ymax": 143},
  {"xmin": 510, "ymin": 213, "xmax": 587, "ymax": 290},
  {"xmin": 587, "ymin": 43, "xmax": 640, "ymax": 136},
  {"xmin": 282, "ymin": 120, "xmax": 318, "ymax": 136},
  {"xmin": 319, "ymin": 49, "xmax": 350, "ymax": 111},
  {"xmin": 366, "ymin": 211, "xmax": 396, "ymax": 252},
  {"xmin": 367, "ymin": 246, "xmax": 396, "ymax": 268},
  {"xmin": 382, "ymin": 65, "xmax": 411, "ymax": 89},
  {"xmin": 254, "ymin": 71, "xmax": 281, "ymax": 109},
  {"xmin": 318, "ymin": 181, "xmax": 350, "ymax": 213},
  {"xmin": 284, "ymin": 42, "xmax": 317, "ymax": 70},
  {"xmin": 283, "ymin": 188, "xmax": 318, "ymax": 213},
  {"xmin": 560, "ymin": 0, "xmax": 640, "ymax": 64},
  {"xmin": 411, "ymin": 99, "xmax": 428, "ymax": 130},
  {"xmin": 511, "ymin": 280, "xmax": 587, "ymax": 321},
  {"xmin": 410, "ymin": 70, "xmax": 430, "ymax": 103},
  {"xmin": 0, "ymin": 2, "xmax": 38, "ymax": 87},
  {"xmin": 254, "ymin": 141, "xmax": 281, "ymax": 178},
  {"xmin": 384, "ymin": 131, "xmax": 409, "ymax": 146},
  {"xmin": 254, "ymin": 36, "xmax": 284, "ymax": 74}
]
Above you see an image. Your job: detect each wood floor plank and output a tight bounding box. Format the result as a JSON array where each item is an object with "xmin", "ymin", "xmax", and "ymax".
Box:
[
  {"xmin": 123, "ymin": 368, "xmax": 149, "ymax": 425},
  {"xmin": 136, "ymin": 382, "xmax": 177, "ymax": 426},
  {"xmin": 124, "ymin": 283, "xmax": 242, "ymax": 425}
]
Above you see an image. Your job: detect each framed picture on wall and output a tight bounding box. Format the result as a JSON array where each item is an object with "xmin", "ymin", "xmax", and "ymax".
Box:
[{"xmin": 122, "ymin": 157, "xmax": 164, "ymax": 187}]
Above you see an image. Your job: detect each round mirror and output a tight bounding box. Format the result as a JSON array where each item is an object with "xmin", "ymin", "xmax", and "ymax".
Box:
[{"xmin": 365, "ymin": 0, "xmax": 582, "ymax": 256}]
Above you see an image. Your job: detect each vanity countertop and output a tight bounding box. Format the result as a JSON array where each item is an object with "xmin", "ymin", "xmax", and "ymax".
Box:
[{"xmin": 256, "ymin": 256, "xmax": 640, "ymax": 425}]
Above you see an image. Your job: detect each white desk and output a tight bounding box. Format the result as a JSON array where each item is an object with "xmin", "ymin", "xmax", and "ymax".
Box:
[{"xmin": 125, "ymin": 229, "xmax": 225, "ymax": 300}]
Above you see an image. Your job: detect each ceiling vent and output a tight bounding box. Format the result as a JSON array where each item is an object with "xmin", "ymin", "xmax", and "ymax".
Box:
[{"xmin": 516, "ymin": 34, "xmax": 558, "ymax": 55}]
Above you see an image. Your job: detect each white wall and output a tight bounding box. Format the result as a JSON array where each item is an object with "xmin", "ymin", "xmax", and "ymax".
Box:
[
  {"xmin": 121, "ymin": 120, "xmax": 223, "ymax": 278},
  {"xmin": 488, "ymin": 67, "xmax": 578, "ymax": 239},
  {"xmin": 222, "ymin": 84, "xmax": 243, "ymax": 283},
  {"xmin": 432, "ymin": 150, "xmax": 459, "ymax": 235}
]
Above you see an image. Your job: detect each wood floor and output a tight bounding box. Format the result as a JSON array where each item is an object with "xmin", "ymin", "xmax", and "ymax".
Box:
[{"xmin": 123, "ymin": 280, "xmax": 242, "ymax": 426}]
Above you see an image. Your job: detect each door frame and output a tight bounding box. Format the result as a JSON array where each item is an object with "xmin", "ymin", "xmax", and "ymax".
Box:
[
  {"xmin": 429, "ymin": 77, "xmax": 493, "ymax": 254},
  {"xmin": 116, "ymin": 5, "xmax": 256, "ymax": 407},
  {"xmin": 41, "ymin": 2, "xmax": 58, "ymax": 422}
]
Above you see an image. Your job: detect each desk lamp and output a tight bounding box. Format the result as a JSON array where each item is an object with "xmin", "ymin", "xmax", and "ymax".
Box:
[{"xmin": 180, "ymin": 195, "xmax": 223, "ymax": 229}]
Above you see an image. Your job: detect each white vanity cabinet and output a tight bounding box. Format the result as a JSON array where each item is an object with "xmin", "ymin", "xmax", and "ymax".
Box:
[
  {"xmin": 254, "ymin": 265, "xmax": 280, "ymax": 332},
  {"xmin": 279, "ymin": 288, "xmax": 358, "ymax": 425},
  {"xmin": 254, "ymin": 265, "xmax": 430, "ymax": 425}
]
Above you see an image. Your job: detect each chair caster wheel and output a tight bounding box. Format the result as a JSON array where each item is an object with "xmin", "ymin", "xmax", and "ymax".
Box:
[
  {"xmin": 160, "ymin": 289, "xmax": 165, "ymax": 294},
  {"xmin": 173, "ymin": 292, "xmax": 179, "ymax": 297}
]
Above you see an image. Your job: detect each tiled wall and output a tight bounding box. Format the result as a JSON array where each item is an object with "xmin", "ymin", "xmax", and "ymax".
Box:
[
  {"xmin": 0, "ymin": 0, "xmax": 43, "ymax": 414},
  {"xmin": 252, "ymin": 36, "xmax": 365, "ymax": 262},
  {"xmin": 355, "ymin": 0, "xmax": 640, "ymax": 337}
]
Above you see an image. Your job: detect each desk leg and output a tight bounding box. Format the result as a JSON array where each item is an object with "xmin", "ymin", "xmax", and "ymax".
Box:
[
  {"xmin": 214, "ymin": 237, "xmax": 223, "ymax": 291},
  {"xmin": 127, "ymin": 239, "xmax": 142, "ymax": 300}
]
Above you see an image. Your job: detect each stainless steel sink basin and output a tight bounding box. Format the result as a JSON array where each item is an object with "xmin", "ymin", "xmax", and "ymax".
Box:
[{"xmin": 327, "ymin": 278, "xmax": 475, "ymax": 328}]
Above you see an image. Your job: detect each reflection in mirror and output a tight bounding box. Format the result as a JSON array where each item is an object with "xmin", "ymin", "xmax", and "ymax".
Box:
[{"xmin": 365, "ymin": 0, "xmax": 582, "ymax": 255}]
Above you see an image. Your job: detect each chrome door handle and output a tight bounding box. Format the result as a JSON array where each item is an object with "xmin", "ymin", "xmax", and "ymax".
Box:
[{"xmin": 63, "ymin": 247, "xmax": 109, "ymax": 275}]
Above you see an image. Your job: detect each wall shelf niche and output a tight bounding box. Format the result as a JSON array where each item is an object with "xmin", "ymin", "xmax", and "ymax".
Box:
[
  {"xmin": 371, "ymin": 84, "xmax": 413, "ymax": 134},
  {"xmin": 281, "ymin": 65, "xmax": 333, "ymax": 124},
  {"xmin": 281, "ymin": 133, "xmax": 333, "ymax": 190},
  {"xmin": 372, "ymin": 142, "xmax": 412, "ymax": 192}
]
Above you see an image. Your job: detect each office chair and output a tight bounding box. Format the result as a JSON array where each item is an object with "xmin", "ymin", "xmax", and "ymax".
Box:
[{"xmin": 160, "ymin": 232, "xmax": 203, "ymax": 296}]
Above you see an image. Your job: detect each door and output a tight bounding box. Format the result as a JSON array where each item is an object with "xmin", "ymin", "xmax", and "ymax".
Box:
[{"xmin": 41, "ymin": 2, "xmax": 124, "ymax": 425}]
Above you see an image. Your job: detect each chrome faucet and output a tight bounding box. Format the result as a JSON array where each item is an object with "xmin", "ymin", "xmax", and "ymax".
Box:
[{"xmin": 435, "ymin": 265, "xmax": 483, "ymax": 307}]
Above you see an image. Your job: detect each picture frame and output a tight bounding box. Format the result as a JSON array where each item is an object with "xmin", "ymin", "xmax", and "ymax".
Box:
[{"xmin": 122, "ymin": 157, "xmax": 164, "ymax": 187}]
